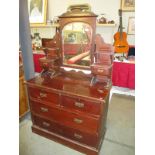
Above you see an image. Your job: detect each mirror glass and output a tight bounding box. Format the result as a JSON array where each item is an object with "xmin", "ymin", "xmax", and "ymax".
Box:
[{"xmin": 62, "ymin": 22, "xmax": 92, "ymax": 68}]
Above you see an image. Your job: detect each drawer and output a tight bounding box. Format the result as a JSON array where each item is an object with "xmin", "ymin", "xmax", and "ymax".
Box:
[
  {"xmin": 32, "ymin": 115, "xmax": 99, "ymax": 147},
  {"xmin": 91, "ymin": 64, "xmax": 112, "ymax": 76},
  {"xmin": 61, "ymin": 95, "xmax": 101, "ymax": 115},
  {"xmin": 28, "ymin": 86, "xmax": 59, "ymax": 105},
  {"xmin": 32, "ymin": 114, "xmax": 64, "ymax": 135},
  {"xmin": 43, "ymin": 47, "xmax": 59, "ymax": 59},
  {"xmin": 30, "ymin": 100, "xmax": 99, "ymax": 133}
]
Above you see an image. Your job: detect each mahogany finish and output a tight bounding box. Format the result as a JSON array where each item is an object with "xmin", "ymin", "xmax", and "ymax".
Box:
[
  {"xmin": 94, "ymin": 51, "xmax": 114, "ymax": 65},
  {"xmin": 32, "ymin": 125, "xmax": 104, "ymax": 155},
  {"xmin": 30, "ymin": 99, "xmax": 100, "ymax": 133},
  {"xmin": 42, "ymin": 38, "xmax": 56, "ymax": 48},
  {"xmin": 61, "ymin": 95, "xmax": 102, "ymax": 115},
  {"xmin": 28, "ymin": 87, "xmax": 59, "ymax": 105},
  {"xmin": 32, "ymin": 114, "xmax": 99, "ymax": 147},
  {"xmin": 91, "ymin": 34, "xmax": 114, "ymax": 84},
  {"xmin": 91, "ymin": 64, "xmax": 112, "ymax": 77},
  {"xmin": 26, "ymin": 5, "xmax": 114, "ymax": 155},
  {"xmin": 27, "ymin": 71, "xmax": 110, "ymax": 155}
]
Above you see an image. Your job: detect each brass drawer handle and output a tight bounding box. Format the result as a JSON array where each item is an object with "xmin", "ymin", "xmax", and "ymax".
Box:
[
  {"xmin": 74, "ymin": 118, "xmax": 83, "ymax": 124},
  {"xmin": 40, "ymin": 107, "xmax": 48, "ymax": 112},
  {"xmin": 39, "ymin": 92, "xmax": 47, "ymax": 98},
  {"xmin": 74, "ymin": 133, "xmax": 83, "ymax": 139},
  {"xmin": 97, "ymin": 68, "xmax": 104, "ymax": 73},
  {"xmin": 97, "ymin": 89, "xmax": 104, "ymax": 93},
  {"xmin": 74, "ymin": 101, "xmax": 84, "ymax": 108},
  {"xmin": 42, "ymin": 121, "xmax": 50, "ymax": 127}
]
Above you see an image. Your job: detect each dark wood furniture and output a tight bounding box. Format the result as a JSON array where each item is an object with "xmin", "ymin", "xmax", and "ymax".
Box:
[
  {"xmin": 19, "ymin": 52, "xmax": 29, "ymax": 118},
  {"xmin": 26, "ymin": 5, "xmax": 114, "ymax": 155}
]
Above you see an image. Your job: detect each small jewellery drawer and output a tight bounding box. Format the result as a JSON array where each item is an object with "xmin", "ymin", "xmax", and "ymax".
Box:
[
  {"xmin": 43, "ymin": 47, "xmax": 59, "ymax": 59},
  {"xmin": 27, "ymin": 86, "xmax": 59, "ymax": 105},
  {"xmin": 91, "ymin": 64, "xmax": 112, "ymax": 76},
  {"xmin": 61, "ymin": 95, "xmax": 101, "ymax": 115},
  {"xmin": 30, "ymin": 100, "xmax": 99, "ymax": 133},
  {"xmin": 32, "ymin": 115, "xmax": 99, "ymax": 147}
]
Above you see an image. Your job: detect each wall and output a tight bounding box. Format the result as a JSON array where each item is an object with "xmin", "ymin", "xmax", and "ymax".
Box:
[{"xmin": 31, "ymin": 0, "xmax": 135, "ymax": 45}]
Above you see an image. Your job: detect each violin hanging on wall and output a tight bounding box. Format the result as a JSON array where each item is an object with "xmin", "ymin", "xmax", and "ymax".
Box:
[{"xmin": 113, "ymin": 9, "xmax": 129, "ymax": 53}]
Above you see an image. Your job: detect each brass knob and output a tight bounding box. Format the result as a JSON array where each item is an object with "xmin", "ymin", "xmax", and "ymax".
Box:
[
  {"xmin": 39, "ymin": 92, "xmax": 47, "ymax": 98},
  {"xmin": 74, "ymin": 101, "xmax": 84, "ymax": 108},
  {"xmin": 97, "ymin": 68, "xmax": 104, "ymax": 73},
  {"xmin": 97, "ymin": 89, "xmax": 104, "ymax": 93},
  {"xmin": 74, "ymin": 118, "xmax": 83, "ymax": 124},
  {"xmin": 40, "ymin": 107, "xmax": 48, "ymax": 112},
  {"xmin": 42, "ymin": 121, "xmax": 50, "ymax": 127},
  {"xmin": 74, "ymin": 133, "xmax": 83, "ymax": 139}
]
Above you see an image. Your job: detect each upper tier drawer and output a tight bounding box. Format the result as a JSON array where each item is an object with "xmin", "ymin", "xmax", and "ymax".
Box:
[
  {"xmin": 61, "ymin": 95, "xmax": 101, "ymax": 115},
  {"xmin": 27, "ymin": 86, "xmax": 59, "ymax": 105},
  {"xmin": 30, "ymin": 100, "xmax": 99, "ymax": 133}
]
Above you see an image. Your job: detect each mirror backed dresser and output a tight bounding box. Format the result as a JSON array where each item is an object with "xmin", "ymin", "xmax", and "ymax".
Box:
[{"xmin": 26, "ymin": 5, "xmax": 114, "ymax": 155}]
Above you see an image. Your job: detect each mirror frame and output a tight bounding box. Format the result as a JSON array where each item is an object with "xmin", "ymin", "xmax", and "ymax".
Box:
[{"xmin": 59, "ymin": 8, "xmax": 97, "ymax": 70}]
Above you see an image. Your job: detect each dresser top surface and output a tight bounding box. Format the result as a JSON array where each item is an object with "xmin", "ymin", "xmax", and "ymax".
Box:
[{"xmin": 27, "ymin": 72, "xmax": 111, "ymax": 102}]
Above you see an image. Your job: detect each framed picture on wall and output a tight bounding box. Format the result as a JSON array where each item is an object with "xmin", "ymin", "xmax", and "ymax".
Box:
[
  {"xmin": 127, "ymin": 17, "xmax": 135, "ymax": 35},
  {"xmin": 121, "ymin": 0, "xmax": 135, "ymax": 11},
  {"xmin": 28, "ymin": 0, "xmax": 47, "ymax": 26}
]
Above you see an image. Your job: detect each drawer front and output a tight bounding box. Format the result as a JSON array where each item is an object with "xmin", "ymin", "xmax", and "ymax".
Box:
[
  {"xmin": 63, "ymin": 126, "xmax": 99, "ymax": 147},
  {"xmin": 30, "ymin": 100, "xmax": 99, "ymax": 133},
  {"xmin": 28, "ymin": 87, "xmax": 59, "ymax": 105},
  {"xmin": 61, "ymin": 96, "xmax": 101, "ymax": 115},
  {"xmin": 91, "ymin": 65, "xmax": 112, "ymax": 76},
  {"xmin": 32, "ymin": 114, "xmax": 64, "ymax": 135},
  {"xmin": 45, "ymin": 48, "xmax": 59, "ymax": 59},
  {"xmin": 32, "ymin": 115, "xmax": 99, "ymax": 147}
]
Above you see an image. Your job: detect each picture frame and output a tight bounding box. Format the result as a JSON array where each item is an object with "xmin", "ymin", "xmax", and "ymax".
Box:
[
  {"xmin": 121, "ymin": 0, "xmax": 135, "ymax": 11},
  {"xmin": 127, "ymin": 17, "xmax": 135, "ymax": 35},
  {"xmin": 28, "ymin": 0, "xmax": 47, "ymax": 26}
]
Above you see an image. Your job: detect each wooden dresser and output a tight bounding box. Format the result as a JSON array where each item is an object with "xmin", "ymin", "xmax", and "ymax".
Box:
[
  {"xmin": 26, "ymin": 72, "xmax": 111, "ymax": 155},
  {"xmin": 26, "ymin": 4, "xmax": 114, "ymax": 155}
]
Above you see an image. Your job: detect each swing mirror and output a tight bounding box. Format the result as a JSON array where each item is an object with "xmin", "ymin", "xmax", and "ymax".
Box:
[{"xmin": 62, "ymin": 22, "xmax": 92, "ymax": 68}]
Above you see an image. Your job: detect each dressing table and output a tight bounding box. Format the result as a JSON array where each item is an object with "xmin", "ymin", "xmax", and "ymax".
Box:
[{"xmin": 26, "ymin": 4, "xmax": 114, "ymax": 155}]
